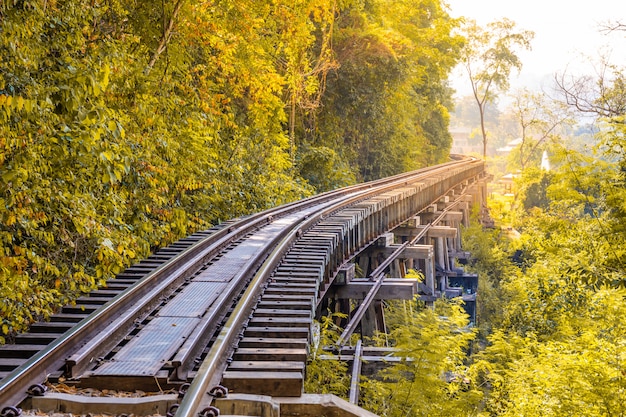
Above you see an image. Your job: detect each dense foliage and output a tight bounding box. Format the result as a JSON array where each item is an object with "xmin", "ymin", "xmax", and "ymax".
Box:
[
  {"xmin": 460, "ymin": 151, "xmax": 626, "ymax": 416},
  {"xmin": 305, "ymin": 298, "xmax": 480, "ymax": 416},
  {"xmin": 457, "ymin": 62, "xmax": 626, "ymax": 414},
  {"xmin": 305, "ymin": 47, "xmax": 626, "ymax": 415},
  {"xmin": 0, "ymin": 1, "xmax": 461, "ymax": 340},
  {"xmin": 360, "ymin": 299, "xmax": 480, "ymax": 417},
  {"xmin": 303, "ymin": 0, "xmax": 463, "ymax": 181}
]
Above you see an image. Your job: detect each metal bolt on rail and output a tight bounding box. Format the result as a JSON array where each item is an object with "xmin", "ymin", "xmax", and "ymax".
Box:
[
  {"xmin": 0, "ymin": 407, "xmax": 21, "ymax": 417},
  {"xmin": 199, "ymin": 406, "xmax": 220, "ymax": 417},
  {"xmin": 167, "ymin": 404, "xmax": 180, "ymax": 417},
  {"xmin": 208, "ymin": 385, "xmax": 228, "ymax": 398},
  {"xmin": 26, "ymin": 384, "xmax": 46, "ymax": 397},
  {"xmin": 179, "ymin": 383, "xmax": 191, "ymax": 398}
]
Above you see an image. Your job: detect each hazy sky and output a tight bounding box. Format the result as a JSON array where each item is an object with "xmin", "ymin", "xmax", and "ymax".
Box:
[{"xmin": 446, "ymin": 0, "xmax": 626, "ymax": 95}]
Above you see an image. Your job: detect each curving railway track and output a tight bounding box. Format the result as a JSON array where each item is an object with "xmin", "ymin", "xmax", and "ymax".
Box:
[{"xmin": 0, "ymin": 157, "xmax": 486, "ymax": 417}]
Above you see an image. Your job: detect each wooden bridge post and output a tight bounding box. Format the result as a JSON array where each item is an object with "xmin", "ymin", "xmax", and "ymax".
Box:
[{"xmin": 361, "ymin": 300, "xmax": 385, "ymax": 338}]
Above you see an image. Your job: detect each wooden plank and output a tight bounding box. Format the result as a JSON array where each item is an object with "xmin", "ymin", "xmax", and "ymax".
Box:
[
  {"xmin": 349, "ymin": 340, "xmax": 363, "ymax": 404},
  {"xmin": 14, "ymin": 333, "xmax": 59, "ymax": 345},
  {"xmin": 81, "ymin": 375, "xmax": 170, "ymax": 392},
  {"xmin": 221, "ymin": 371, "xmax": 303, "ymax": 397},
  {"xmin": 418, "ymin": 211, "xmax": 464, "ymax": 224},
  {"xmin": 228, "ymin": 361, "xmax": 304, "ymax": 372},
  {"xmin": 319, "ymin": 355, "xmax": 411, "ymax": 363},
  {"xmin": 0, "ymin": 358, "xmax": 25, "ymax": 371},
  {"xmin": 249, "ymin": 316, "xmax": 311, "ymax": 328},
  {"xmin": 256, "ymin": 300, "xmax": 313, "ymax": 311},
  {"xmin": 49, "ymin": 313, "xmax": 88, "ymax": 323},
  {"xmin": 253, "ymin": 309, "xmax": 311, "ymax": 318},
  {"xmin": 418, "ymin": 225, "xmax": 457, "ymax": 238},
  {"xmin": 267, "ymin": 281, "xmax": 317, "ymax": 289},
  {"xmin": 283, "ymin": 255, "xmax": 328, "ymax": 264},
  {"xmin": 73, "ymin": 297, "xmax": 110, "ymax": 305},
  {"xmin": 31, "ymin": 393, "xmax": 178, "ymax": 416},
  {"xmin": 330, "ymin": 279, "xmax": 418, "ymax": 300},
  {"xmin": 261, "ymin": 293, "xmax": 314, "ymax": 301},
  {"xmin": 28, "ymin": 322, "xmax": 74, "ymax": 333},
  {"xmin": 271, "ymin": 275, "xmax": 319, "ymax": 283},
  {"xmin": 0, "ymin": 344, "xmax": 46, "ymax": 358},
  {"xmin": 263, "ymin": 286, "xmax": 317, "ymax": 296},
  {"xmin": 233, "ymin": 348, "xmax": 307, "ymax": 362},
  {"xmin": 370, "ymin": 244, "xmax": 433, "ymax": 259},
  {"xmin": 277, "ymin": 262, "xmax": 324, "ymax": 270},
  {"xmin": 238, "ymin": 337, "xmax": 308, "ymax": 349},
  {"xmin": 339, "ymin": 346, "xmax": 401, "ymax": 355},
  {"xmin": 61, "ymin": 305, "xmax": 98, "ymax": 314},
  {"xmin": 244, "ymin": 327, "xmax": 310, "ymax": 339}
]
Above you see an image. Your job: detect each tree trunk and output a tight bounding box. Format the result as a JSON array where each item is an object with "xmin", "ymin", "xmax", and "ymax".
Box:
[{"xmin": 479, "ymin": 102, "xmax": 488, "ymax": 158}]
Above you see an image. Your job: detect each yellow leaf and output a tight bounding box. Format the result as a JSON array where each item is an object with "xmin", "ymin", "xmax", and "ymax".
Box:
[
  {"xmin": 102, "ymin": 65, "xmax": 110, "ymax": 88},
  {"xmin": 100, "ymin": 150, "xmax": 113, "ymax": 161},
  {"xmin": 15, "ymin": 96, "xmax": 24, "ymax": 111}
]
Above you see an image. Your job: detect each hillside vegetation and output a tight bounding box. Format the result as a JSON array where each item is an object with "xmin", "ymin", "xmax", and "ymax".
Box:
[
  {"xmin": 0, "ymin": 0, "xmax": 461, "ymax": 340},
  {"xmin": 305, "ymin": 141, "xmax": 626, "ymax": 416},
  {"xmin": 305, "ymin": 57, "xmax": 626, "ymax": 415}
]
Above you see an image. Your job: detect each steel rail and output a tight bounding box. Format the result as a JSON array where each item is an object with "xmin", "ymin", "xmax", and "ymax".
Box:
[
  {"xmin": 0, "ymin": 191, "xmax": 342, "ymax": 408},
  {"xmin": 174, "ymin": 159, "xmax": 482, "ymax": 417},
  {"xmin": 65, "ymin": 161, "xmax": 476, "ymax": 378},
  {"xmin": 0, "ymin": 157, "xmax": 479, "ymax": 412}
]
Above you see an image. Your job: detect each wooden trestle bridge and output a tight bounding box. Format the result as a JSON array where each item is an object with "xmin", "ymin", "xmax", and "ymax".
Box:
[{"xmin": 0, "ymin": 157, "xmax": 488, "ymax": 417}]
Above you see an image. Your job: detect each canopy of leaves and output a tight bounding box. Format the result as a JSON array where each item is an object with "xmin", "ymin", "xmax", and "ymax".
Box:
[
  {"xmin": 0, "ymin": 0, "xmax": 462, "ymax": 341},
  {"xmin": 462, "ymin": 141, "xmax": 626, "ymax": 415},
  {"xmin": 0, "ymin": 0, "xmax": 312, "ymax": 339},
  {"xmin": 298, "ymin": 0, "xmax": 463, "ymax": 183}
]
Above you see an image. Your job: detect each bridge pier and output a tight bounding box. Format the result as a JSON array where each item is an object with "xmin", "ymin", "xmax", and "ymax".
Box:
[
  {"xmin": 323, "ymin": 177, "xmax": 486, "ymax": 340},
  {"xmin": 219, "ymin": 160, "xmax": 486, "ymax": 406}
]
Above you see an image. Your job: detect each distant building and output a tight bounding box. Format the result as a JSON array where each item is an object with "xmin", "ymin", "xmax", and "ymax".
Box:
[
  {"xmin": 449, "ymin": 126, "xmax": 482, "ymax": 155},
  {"xmin": 498, "ymin": 172, "xmax": 518, "ymax": 196},
  {"xmin": 541, "ymin": 150, "xmax": 550, "ymax": 171},
  {"xmin": 496, "ymin": 137, "xmax": 523, "ymax": 154}
]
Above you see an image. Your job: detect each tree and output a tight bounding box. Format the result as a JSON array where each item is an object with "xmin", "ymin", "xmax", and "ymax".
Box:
[
  {"xmin": 460, "ymin": 19, "xmax": 534, "ymax": 157},
  {"xmin": 555, "ymin": 60, "xmax": 626, "ymax": 119},
  {"xmin": 359, "ymin": 299, "xmax": 481, "ymax": 417},
  {"xmin": 554, "ymin": 57, "xmax": 626, "ymax": 280},
  {"xmin": 601, "ymin": 20, "xmax": 626, "ymax": 33},
  {"xmin": 0, "ymin": 0, "xmax": 314, "ymax": 339},
  {"xmin": 509, "ymin": 89, "xmax": 574, "ymax": 170},
  {"xmin": 308, "ymin": 0, "xmax": 464, "ymax": 183}
]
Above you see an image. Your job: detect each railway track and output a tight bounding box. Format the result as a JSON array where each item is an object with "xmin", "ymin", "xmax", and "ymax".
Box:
[{"xmin": 0, "ymin": 157, "xmax": 485, "ymax": 417}]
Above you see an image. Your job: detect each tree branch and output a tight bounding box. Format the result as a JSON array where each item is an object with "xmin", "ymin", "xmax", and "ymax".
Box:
[
  {"xmin": 600, "ymin": 20, "xmax": 626, "ymax": 34},
  {"xmin": 145, "ymin": 0, "xmax": 185, "ymax": 75}
]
